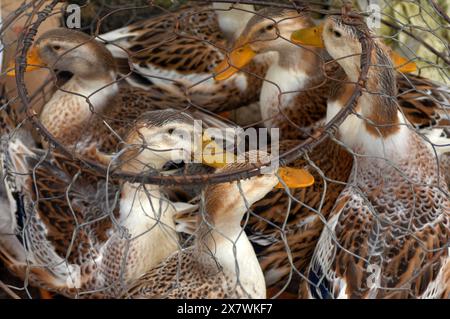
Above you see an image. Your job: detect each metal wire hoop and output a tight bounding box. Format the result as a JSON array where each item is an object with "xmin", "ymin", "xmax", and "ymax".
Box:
[{"xmin": 12, "ymin": 0, "xmax": 375, "ymax": 186}]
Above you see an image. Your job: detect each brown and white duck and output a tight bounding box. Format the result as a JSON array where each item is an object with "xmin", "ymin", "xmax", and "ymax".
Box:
[
  {"xmin": 291, "ymin": 14, "xmax": 449, "ymax": 299},
  {"xmin": 0, "ymin": 109, "xmax": 224, "ymax": 298},
  {"xmin": 215, "ymin": 8, "xmax": 448, "ymax": 140},
  {"xmin": 123, "ymin": 151, "xmax": 312, "ymax": 299},
  {"xmin": 211, "ymin": 7, "xmax": 449, "ymax": 297},
  {"xmin": 10, "ymin": 28, "xmax": 238, "ymax": 165}
]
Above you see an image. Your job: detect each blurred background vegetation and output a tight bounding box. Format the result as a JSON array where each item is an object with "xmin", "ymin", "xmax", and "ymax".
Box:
[{"xmin": 353, "ymin": 0, "xmax": 449, "ymax": 84}]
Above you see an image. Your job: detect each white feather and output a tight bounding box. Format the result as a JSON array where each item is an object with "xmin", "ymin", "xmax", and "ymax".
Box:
[{"xmin": 260, "ymin": 62, "xmax": 309, "ymax": 128}]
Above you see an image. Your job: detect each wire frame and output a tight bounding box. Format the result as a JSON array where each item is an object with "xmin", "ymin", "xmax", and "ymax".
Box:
[{"xmin": 0, "ymin": 0, "xmax": 449, "ymax": 299}]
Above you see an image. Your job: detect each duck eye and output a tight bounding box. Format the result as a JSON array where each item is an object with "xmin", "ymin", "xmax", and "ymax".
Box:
[
  {"xmin": 265, "ymin": 24, "xmax": 275, "ymax": 31},
  {"xmin": 52, "ymin": 45, "xmax": 61, "ymax": 51},
  {"xmin": 167, "ymin": 128, "xmax": 175, "ymax": 134},
  {"xmin": 333, "ymin": 30, "xmax": 342, "ymax": 38}
]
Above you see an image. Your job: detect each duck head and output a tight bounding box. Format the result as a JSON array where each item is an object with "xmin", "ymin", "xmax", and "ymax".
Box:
[
  {"xmin": 290, "ymin": 15, "xmax": 417, "ymax": 78},
  {"xmin": 9, "ymin": 28, "xmax": 116, "ymax": 80},
  {"xmin": 292, "ymin": 14, "xmax": 414, "ymax": 151},
  {"xmin": 119, "ymin": 109, "xmax": 201, "ymax": 172},
  {"xmin": 214, "ymin": 8, "xmax": 316, "ymax": 80},
  {"xmin": 120, "ymin": 111, "xmax": 315, "ymax": 187},
  {"xmin": 116, "ymin": 109, "xmax": 237, "ymax": 173}
]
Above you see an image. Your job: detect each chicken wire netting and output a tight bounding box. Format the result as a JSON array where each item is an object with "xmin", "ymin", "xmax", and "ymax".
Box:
[{"xmin": 0, "ymin": 0, "xmax": 448, "ymax": 299}]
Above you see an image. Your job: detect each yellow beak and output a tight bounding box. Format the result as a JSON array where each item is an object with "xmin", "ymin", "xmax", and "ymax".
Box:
[
  {"xmin": 291, "ymin": 24, "xmax": 325, "ymax": 48},
  {"xmin": 7, "ymin": 47, "xmax": 43, "ymax": 76},
  {"xmin": 201, "ymin": 134, "xmax": 314, "ymax": 188},
  {"xmin": 201, "ymin": 133, "xmax": 236, "ymax": 169},
  {"xmin": 275, "ymin": 167, "xmax": 314, "ymax": 189},
  {"xmin": 214, "ymin": 43, "xmax": 256, "ymax": 81},
  {"xmin": 390, "ymin": 51, "xmax": 417, "ymax": 73},
  {"xmin": 291, "ymin": 24, "xmax": 417, "ymax": 74}
]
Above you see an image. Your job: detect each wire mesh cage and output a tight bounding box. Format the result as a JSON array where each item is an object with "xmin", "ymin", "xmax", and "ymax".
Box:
[{"xmin": 0, "ymin": 0, "xmax": 449, "ymax": 299}]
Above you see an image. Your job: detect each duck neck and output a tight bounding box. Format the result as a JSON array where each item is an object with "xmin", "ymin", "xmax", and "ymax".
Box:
[
  {"xmin": 119, "ymin": 182, "xmax": 174, "ymax": 237},
  {"xmin": 105, "ymin": 181, "xmax": 177, "ymax": 283},
  {"xmin": 213, "ymin": 3, "xmax": 255, "ymax": 41},
  {"xmin": 195, "ymin": 195, "xmax": 264, "ymax": 297},
  {"xmin": 196, "ymin": 195, "xmax": 252, "ymax": 265},
  {"xmin": 328, "ymin": 47, "xmax": 409, "ymax": 159},
  {"xmin": 278, "ymin": 45, "xmax": 321, "ymax": 76},
  {"xmin": 39, "ymin": 71, "xmax": 118, "ymax": 144}
]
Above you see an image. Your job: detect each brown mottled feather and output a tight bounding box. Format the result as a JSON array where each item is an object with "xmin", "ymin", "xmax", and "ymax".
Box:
[
  {"xmin": 304, "ymin": 135, "xmax": 449, "ymax": 298},
  {"xmin": 397, "ymin": 74, "xmax": 450, "ymax": 129},
  {"xmin": 300, "ymin": 15, "xmax": 450, "ymax": 299},
  {"xmin": 221, "ymin": 9, "xmax": 450, "ymax": 297},
  {"xmin": 248, "ymin": 138, "xmax": 352, "ymax": 292},
  {"xmin": 124, "ymin": 250, "xmax": 246, "ymax": 299},
  {"xmin": 101, "ymin": 4, "xmax": 268, "ymax": 113}
]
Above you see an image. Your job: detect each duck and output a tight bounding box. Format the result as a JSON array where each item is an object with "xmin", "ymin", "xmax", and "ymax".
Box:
[
  {"xmin": 214, "ymin": 8, "xmax": 333, "ymax": 138},
  {"xmin": 291, "ymin": 13, "xmax": 449, "ymax": 299},
  {"xmin": 123, "ymin": 151, "xmax": 312, "ymax": 299},
  {"xmin": 0, "ymin": 109, "xmax": 223, "ymax": 298},
  {"xmin": 98, "ymin": 2, "xmax": 272, "ymax": 113},
  {"xmin": 214, "ymin": 8, "xmax": 449, "ymax": 140},
  {"xmin": 210, "ymin": 7, "xmax": 450, "ymax": 297},
  {"xmin": 9, "ymin": 28, "xmax": 239, "ymax": 165}
]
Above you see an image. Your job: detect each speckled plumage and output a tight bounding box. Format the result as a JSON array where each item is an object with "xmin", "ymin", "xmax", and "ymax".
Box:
[
  {"xmin": 300, "ymin": 15, "xmax": 449, "ymax": 299},
  {"xmin": 124, "ymin": 248, "xmax": 255, "ymax": 299},
  {"xmin": 32, "ymin": 28, "xmax": 239, "ymax": 165},
  {"xmin": 0, "ymin": 110, "xmax": 207, "ymax": 298},
  {"xmin": 305, "ymin": 133, "xmax": 450, "ymax": 299},
  {"xmin": 100, "ymin": 3, "xmax": 268, "ymax": 113},
  {"xmin": 124, "ymin": 156, "xmax": 289, "ymax": 299},
  {"xmin": 216, "ymin": 9, "xmax": 450, "ymax": 297}
]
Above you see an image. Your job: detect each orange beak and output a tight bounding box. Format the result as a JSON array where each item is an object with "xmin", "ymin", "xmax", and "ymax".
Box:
[
  {"xmin": 214, "ymin": 39, "xmax": 256, "ymax": 81},
  {"xmin": 390, "ymin": 51, "xmax": 417, "ymax": 73},
  {"xmin": 201, "ymin": 132, "xmax": 314, "ymax": 188},
  {"xmin": 275, "ymin": 167, "xmax": 315, "ymax": 189},
  {"xmin": 201, "ymin": 133, "xmax": 236, "ymax": 169},
  {"xmin": 7, "ymin": 46, "xmax": 42, "ymax": 76},
  {"xmin": 291, "ymin": 24, "xmax": 325, "ymax": 48}
]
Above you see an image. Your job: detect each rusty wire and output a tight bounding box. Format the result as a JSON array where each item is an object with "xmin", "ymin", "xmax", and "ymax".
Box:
[{"xmin": 10, "ymin": 0, "xmax": 372, "ymax": 186}]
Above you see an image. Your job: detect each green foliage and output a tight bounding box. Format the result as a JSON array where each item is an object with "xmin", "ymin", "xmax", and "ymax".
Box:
[
  {"xmin": 379, "ymin": 0, "xmax": 449, "ymax": 84},
  {"xmin": 332, "ymin": 0, "xmax": 449, "ymax": 84}
]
